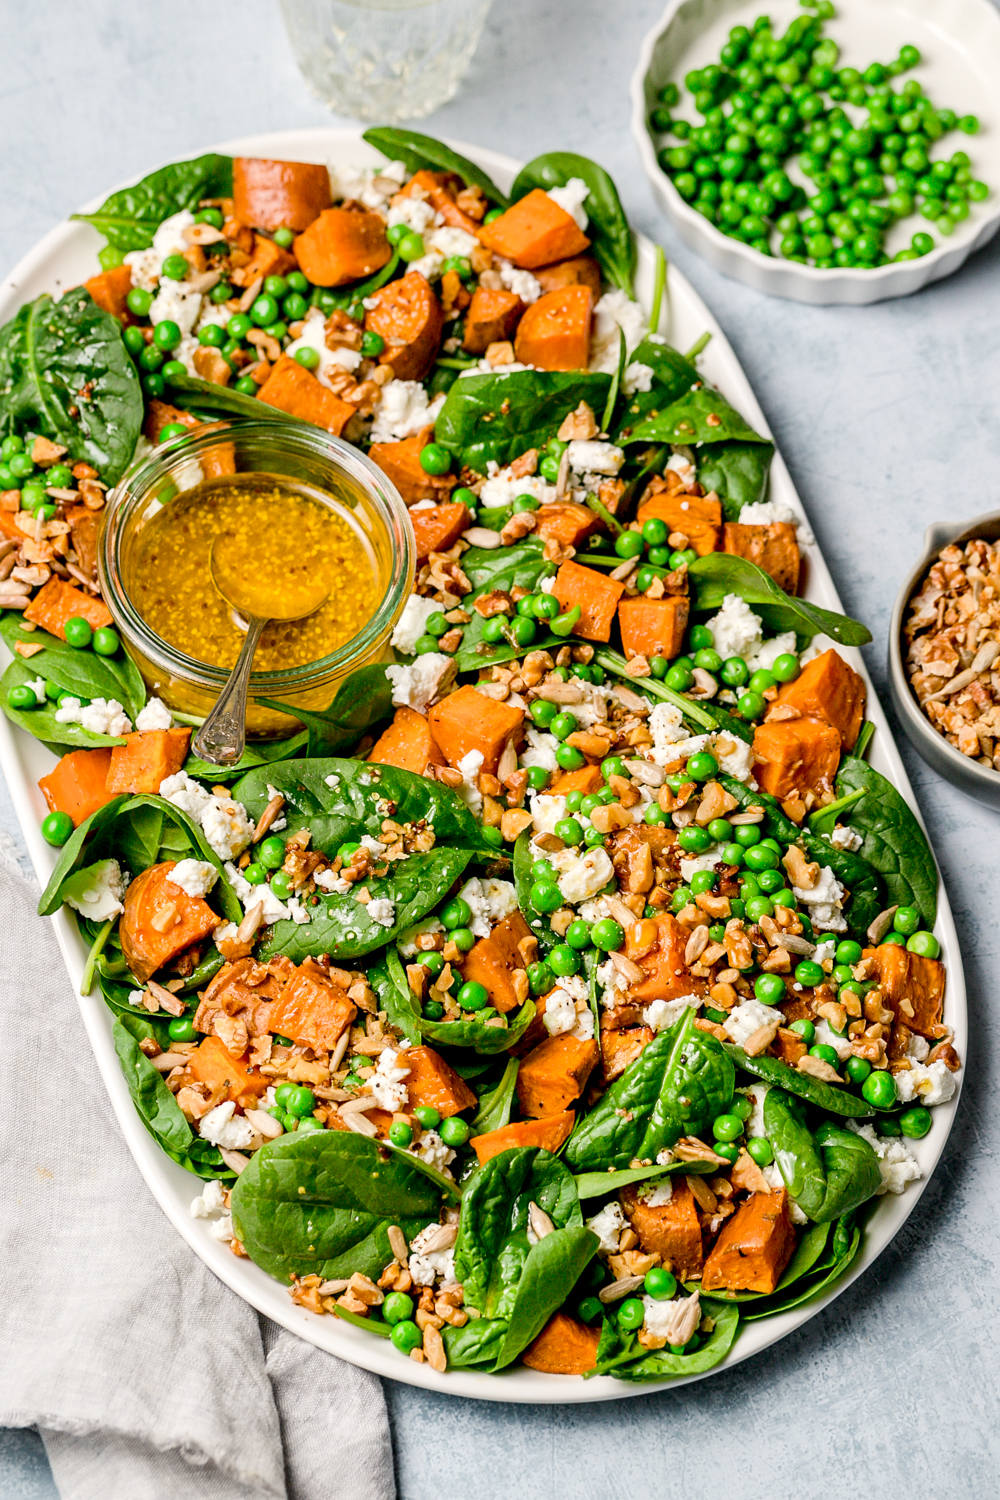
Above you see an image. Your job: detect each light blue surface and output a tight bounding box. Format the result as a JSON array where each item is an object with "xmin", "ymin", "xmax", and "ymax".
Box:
[{"xmin": 2, "ymin": 2, "xmax": 999, "ymax": 1496}]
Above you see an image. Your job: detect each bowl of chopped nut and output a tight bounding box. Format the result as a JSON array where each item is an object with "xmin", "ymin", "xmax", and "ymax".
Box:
[{"xmin": 890, "ymin": 510, "xmax": 1000, "ymax": 807}]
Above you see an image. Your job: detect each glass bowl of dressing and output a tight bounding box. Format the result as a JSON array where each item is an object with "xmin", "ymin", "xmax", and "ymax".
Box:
[{"xmin": 98, "ymin": 417, "xmax": 413, "ymax": 737}]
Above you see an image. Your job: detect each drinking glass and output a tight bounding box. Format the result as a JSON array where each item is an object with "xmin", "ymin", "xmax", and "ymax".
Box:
[{"xmin": 279, "ymin": 0, "xmax": 494, "ymax": 123}]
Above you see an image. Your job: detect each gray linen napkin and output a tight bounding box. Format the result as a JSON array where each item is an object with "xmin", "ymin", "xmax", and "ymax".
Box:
[{"xmin": 0, "ymin": 845, "xmax": 396, "ymax": 1500}]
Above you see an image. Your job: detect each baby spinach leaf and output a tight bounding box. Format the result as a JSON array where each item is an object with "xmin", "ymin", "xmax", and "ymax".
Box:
[
  {"xmin": 382, "ymin": 1137, "xmax": 463, "ymax": 1202},
  {"xmin": 573, "ymin": 1158, "xmax": 714, "ymax": 1200},
  {"xmin": 809, "ymin": 787, "xmax": 866, "ymax": 837},
  {"xmin": 372, "ymin": 951, "xmax": 422, "ymax": 1046},
  {"xmin": 259, "ymin": 847, "xmax": 473, "ymax": 964},
  {"xmin": 742, "ymin": 1221, "xmax": 862, "ymax": 1321},
  {"xmin": 72, "ymin": 152, "xmax": 233, "ymax": 252},
  {"xmin": 434, "ymin": 369, "xmax": 611, "ymax": 474},
  {"xmin": 183, "ymin": 730, "xmax": 309, "ymax": 784},
  {"xmin": 258, "ymin": 664, "xmax": 393, "ymax": 758},
  {"xmin": 416, "ymin": 997, "xmax": 537, "ymax": 1056},
  {"xmin": 835, "ymin": 756, "xmax": 938, "ymax": 928},
  {"xmin": 764, "ymin": 1089, "xmax": 882, "ymax": 1222},
  {"xmin": 113, "ymin": 1014, "xmax": 231, "ymax": 1179},
  {"xmin": 441, "ymin": 1318, "xmax": 507, "ymax": 1369},
  {"xmin": 613, "ymin": 339, "xmax": 699, "ymax": 441},
  {"xmin": 0, "ymin": 616, "xmax": 146, "ymax": 721},
  {"xmin": 1, "ymin": 660, "xmax": 129, "ymax": 751},
  {"xmin": 724, "ymin": 1046, "xmax": 874, "ymax": 1118},
  {"xmin": 624, "ymin": 386, "xmax": 768, "ymax": 450},
  {"xmin": 594, "ymin": 1296, "xmax": 739, "ymax": 1380},
  {"xmin": 230, "ymin": 1131, "xmax": 440, "ymax": 1284},
  {"xmin": 564, "ymin": 1008, "xmax": 734, "ymax": 1172},
  {"xmin": 601, "ymin": 328, "xmax": 627, "ymax": 433},
  {"xmin": 0, "ymin": 288, "xmax": 143, "ymax": 484},
  {"xmin": 510, "ymin": 152, "xmax": 635, "ymax": 296},
  {"xmin": 362, "ymin": 127, "xmax": 508, "ymax": 207},
  {"xmin": 688, "ymin": 554, "xmax": 872, "ymax": 646},
  {"xmin": 495, "ymin": 1225, "xmax": 598, "ymax": 1371},
  {"xmin": 37, "ymin": 797, "xmax": 128, "ymax": 915},
  {"xmin": 469, "ymin": 1058, "xmax": 519, "ymax": 1136},
  {"xmin": 697, "ymin": 439, "xmax": 775, "ymax": 518},
  {"xmin": 101, "ymin": 975, "xmax": 173, "ymax": 1035},
  {"xmin": 461, "ymin": 538, "xmax": 554, "ymax": 593},
  {"xmin": 453, "ymin": 552, "xmax": 560, "ymax": 673}
]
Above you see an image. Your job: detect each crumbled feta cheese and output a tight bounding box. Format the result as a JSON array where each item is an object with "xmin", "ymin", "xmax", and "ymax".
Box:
[
  {"xmin": 208, "ymin": 1213, "xmax": 235, "ymax": 1243},
  {"xmin": 225, "ymin": 862, "xmax": 291, "ymax": 926},
  {"xmin": 550, "ymin": 845, "xmax": 614, "ymax": 904},
  {"xmin": 360, "ymin": 835, "xmax": 386, "ymax": 856},
  {"xmin": 739, "ymin": 499, "xmax": 815, "ymax": 546},
  {"xmin": 894, "ymin": 1060, "xmax": 957, "ymax": 1106},
  {"xmin": 369, "ymin": 380, "xmax": 445, "ymax": 443},
  {"xmin": 456, "ymin": 877, "xmax": 518, "ymax": 938},
  {"xmin": 679, "ymin": 848, "xmax": 724, "ymax": 883},
  {"xmin": 746, "ymin": 631, "xmax": 798, "ymax": 673},
  {"xmin": 906, "ymin": 1032, "xmax": 930, "ymax": 1063},
  {"xmin": 724, "ymin": 998, "xmax": 784, "ymax": 1048},
  {"xmin": 24, "ymin": 676, "xmax": 46, "ymax": 704},
  {"xmin": 366, "ymin": 897, "xmax": 396, "ymax": 928},
  {"xmin": 128, "ymin": 989, "xmax": 145, "ymax": 1007},
  {"xmin": 165, "ymin": 859, "xmax": 218, "ymax": 899},
  {"xmin": 159, "ymin": 770, "xmax": 212, "ymax": 821},
  {"xmin": 190, "ymin": 1178, "xmax": 227, "ymax": 1218},
  {"xmin": 712, "ymin": 732, "xmax": 755, "ymax": 783},
  {"xmin": 478, "ymin": 462, "xmax": 557, "ymax": 511},
  {"xmin": 666, "ymin": 452, "xmax": 697, "ymax": 488},
  {"xmin": 61, "ymin": 859, "xmax": 125, "ymax": 922},
  {"xmin": 566, "ymin": 440, "xmax": 625, "ymax": 476},
  {"xmin": 199, "ymin": 1100, "xmax": 254, "ymax": 1150},
  {"xmin": 546, "ymin": 177, "xmax": 590, "ymax": 230},
  {"xmin": 313, "ymin": 868, "xmax": 350, "ymax": 894},
  {"xmin": 589, "ymin": 289, "xmax": 649, "ymax": 372},
  {"xmin": 623, "ymin": 361, "xmax": 654, "ymax": 396},
  {"xmin": 813, "ymin": 1019, "xmax": 852, "ymax": 1061},
  {"xmin": 542, "ymin": 985, "xmax": 578, "ymax": 1036},
  {"xmin": 135, "ymin": 695, "xmax": 173, "ymax": 731},
  {"xmin": 55, "ymin": 696, "xmax": 133, "ymax": 737},
  {"xmin": 429, "ymin": 224, "xmax": 479, "ymax": 259},
  {"xmin": 641, "ymin": 1293, "xmax": 697, "ymax": 1340},
  {"xmin": 705, "ymin": 594, "xmax": 763, "ymax": 662},
  {"xmin": 597, "ymin": 957, "xmax": 628, "ymax": 1008},
  {"xmin": 404, "ymin": 250, "xmax": 445, "ymax": 282},
  {"xmin": 200, "ymin": 796, "xmax": 255, "ymax": 862},
  {"xmin": 495, "ymin": 258, "xmax": 542, "ymax": 304},
  {"xmin": 455, "ymin": 748, "xmax": 484, "ymax": 817},
  {"xmin": 849, "ymin": 1121, "xmax": 923, "ymax": 1194},
  {"xmin": 793, "ymin": 864, "xmax": 846, "ymax": 932},
  {"xmin": 813, "ymin": 940, "xmax": 836, "ymax": 966},
  {"xmin": 829, "ymin": 825, "xmax": 863, "ymax": 852},
  {"xmin": 369, "ymin": 1047, "xmax": 410, "ymax": 1111},
  {"xmin": 740, "ymin": 1083, "xmax": 769, "ymax": 1139},
  {"xmin": 586, "ymin": 1200, "xmax": 625, "ymax": 1254},
  {"xmin": 124, "ymin": 210, "xmax": 196, "ymax": 290},
  {"xmin": 387, "ymin": 195, "xmax": 437, "ymax": 233},
  {"xmin": 385, "ymin": 654, "xmax": 455, "ymax": 713},
  {"xmin": 640, "ymin": 1178, "xmax": 674, "ymax": 1208},
  {"xmin": 645, "ymin": 995, "xmax": 701, "ymax": 1032},
  {"xmin": 412, "ymin": 1130, "xmax": 455, "ymax": 1176},
  {"xmin": 520, "ymin": 727, "xmax": 559, "ymax": 772},
  {"xmin": 529, "ymin": 792, "xmax": 567, "ymax": 836},
  {"xmin": 391, "ymin": 594, "xmax": 444, "ymax": 655},
  {"xmin": 647, "ymin": 701, "xmax": 687, "ymax": 757},
  {"xmin": 330, "ymin": 160, "xmax": 402, "ymax": 209},
  {"xmin": 149, "ymin": 278, "xmax": 203, "ymax": 337}
]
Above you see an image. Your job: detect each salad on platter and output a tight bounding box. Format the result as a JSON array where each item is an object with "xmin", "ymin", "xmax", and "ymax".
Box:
[{"xmin": 0, "ymin": 130, "xmax": 960, "ymax": 1381}]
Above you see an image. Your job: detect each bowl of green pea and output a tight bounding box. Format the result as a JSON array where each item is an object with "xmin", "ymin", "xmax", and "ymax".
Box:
[{"xmin": 631, "ymin": 0, "xmax": 1000, "ymax": 303}]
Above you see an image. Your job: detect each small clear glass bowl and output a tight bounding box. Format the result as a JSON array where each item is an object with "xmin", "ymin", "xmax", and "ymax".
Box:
[{"xmin": 98, "ymin": 417, "xmax": 413, "ymax": 738}]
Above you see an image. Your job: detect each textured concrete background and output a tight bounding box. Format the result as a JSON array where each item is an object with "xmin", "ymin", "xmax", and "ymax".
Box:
[{"xmin": 1, "ymin": 1, "xmax": 999, "ymax": 1495}]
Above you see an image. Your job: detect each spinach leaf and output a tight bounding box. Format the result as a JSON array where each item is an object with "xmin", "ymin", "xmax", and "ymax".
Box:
[
  {"xmin": 495, "ymin": 1225, "xmax": 598, "ymax": 1371},
  {"xmin": 461, "ymin": 538, "xmax": 555, "ymax": 593},
  {"xmin": 469, "ymin": 1058, "xmax": 519, "ymax": 1136},
  {"xmin": 233, "ymin": 756, "xmax": 493, "ymax": 855},
  {"xmin": 101, "ymin": 975, "xmax": 173, "ymax": 1035},
  {"xmin": 564, "ymin": 1008, "xmax": 734, "ymax": 1172},
  {"xmin": 1, "ymin": 660, "xmax": 129, "ymax": 750},
  {"xmin": 688, "ymin": 554, "xmax": 872, "ymax": 646},
  {"xmin": 0, "ymin": 616, "xmax": 146, "ymax": 721},
  {"xmin": 258, "ymin": 664, "xmax": 393, "ymax": 758},
  {"xmin": 725, "ymin": 1045, "xmax": 874, "ymax": 1118},
  {"xmin": 764, "ymin": 1089, "xmax": 882, "ymax": 1222},
  {"xmin": 624, "ymin": 386, "xmax": 768, "ymax": 450},
  {"xmin": 434, "ymin": 369, "xmax": 611, "ymax": 474},
  {"xmin": 259, "ymin": 847, "xmax": 473, "ymax": 963},
  {"xmin": 415, "ymin": 996, "xmax": 536, "ymax": 1056},
  {"xmin": 72, "ymin": 153, "xmax": 233, "ymax": 252},
  {"xmin": 593, "ymin": 1296, "xmax": 739, "ymax": 1380},
  {"xmin": 183, "ymin": 729, "xmax": 309, "ymax": 784},
  {"xmin": 371, "ymin": 952, "xmax": 422, "ymax": 1046},
  {"xmin": 230, "ymin": 1131, "xmax": 440, "ymax": 1284},
  {"xmin": 697, "ymin": 439, "xmax": 775, "ymax": 518},
  {"xmin": 114, "ymin": 1014, "xmax": 231, "ymax": 1179},
  {"xmin": 441, "ymin": 1318, "xmax": 508, "ymax": 1369},
  {"xmin": 742, "ymin": 1219, "xmax": 862, "ymax": 1321},
  {"xmin": 835, "ymin": 757, "xmax": 938, "ymax": 928},
  {"xmin": 453, "ymin": 554, "xmax": 560, "ymax": 673},
  {"xmin": 573, "ymin": 1158, "xmax": 714, "ymax": 1200},
  {"xmin": 612, "ymin": 339, "xmax": 699, "ymax": 441},
  {"xmin": 362, "ymin": 127, "xmax": 508, "ymax": 208},
  {"xmin": 38, "ymin": 797, "xmax": 129, "ymax": 916},
  {"xmin": 601, "ymin": 328, "xmax": 627, "ymax": 434},
  {"xmin": 510, "ymin": 152, "xmax": 635, "ymax": 296},
  {"xmin": 0, "ymin": 288, "xmax": 143, "ymax": 485}
]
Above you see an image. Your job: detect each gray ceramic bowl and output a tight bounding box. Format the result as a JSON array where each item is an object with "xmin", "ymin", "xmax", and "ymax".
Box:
[{"xmin": 889, "ymin": 509, "xmax": 1000, "ymax": 809}]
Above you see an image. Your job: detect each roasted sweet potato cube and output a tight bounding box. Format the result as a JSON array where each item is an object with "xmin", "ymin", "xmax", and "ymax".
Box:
[
  {"xmin": 516, "ymin": 1034, "xmax": 599, "ymax": 1118},
  {"xmin": 24, "ymin": 576, "xmax": 113, "ymax": 640},
  {"xmin": 403, "ymin": 1045, "xmax": 477, "ymax": 1118},
  {"xmin": 233, "ymin": 157, "xmax": 332, "ymax": 232},
  {"xmin": 618, "ymin": 596, "xmax": 690, "ymax": 662},
  {"xmin": 548, "ymin": 763, "xmax": 605, "ymax": 797},
  {"xmin": 364, "ymin": 271, "xmax": 445, "ymax": 382},
  {"xmin": 461, "ymin": 909, "xmax": 534, "ymax": 1014},
  {"xmin": 398, "ymin": 170, "xmax": 483, "ymax": 235},
  {"xmin": 369, "ymin": 706, "xmax": 446, "ymax": 776},
  {"xmin": 638, "ymin": 482, "xmax": 721, "ymax": 556},
  {"xmin": 533, "ymin": 254, "xmax": 603, "ymax": 299},
  {"xmin": 410, "ymin": 501, "xmax": 472, "ymax": 563},
  {"xmin": 368, "ymin": 425, "xmax": 457, "ymax": 506},
  {"xmin": 723, "ymin": 521, "xmax": 800, "ymax": 595},
  {"xmin": 534, "ymin": 502, "xmax": 601, "ymax": 550},
  {"xmin": 702, "ymin": 1189, "xmax": 797, "ymax": 1294},
  {"xmin": 38, "ymin": 748, "xmax": 116, "ymax": 828},
  {"xmin": 600, "ymin": 1020, "xmax": 655, "ymax": 1081},
  {"xmin": 470, "ymin": 1109, "xmax": 575, "ymax": 1165},
  {"xmin": 514, "ymin": 285, "xmax": 593, "ymax": 372},
  {"xmin": 626, "ymin": 914, "xmax": 708, "ymax": 1002},
  {"xmin": 119, "ymin": 862, "xmax": 220, "ymax": 984},
  {"xmin": 84, "ymin": 264, "xmax": 135, "ymax": 323},
  {"xmin": 621, "ymin": 1178, "xmax": 704, "ymax": 1280},
  {"xmin": 479, "ymin": 189, "xmax": 590, "ymax": 268},
  {"xmin": 770, "ymin": 648, "xmax": 866, "ymax": 751},
  {"xmin": 752, "ymin": 718, "xmax": 842, "ymax": 801},
  {"xmin": 771, "ymin": 1027, "xmax": 808, "ymax": 1066},
  {"xmin": 256, "ymin": 355, "xmax": 354, "ymax": 436},
  {"xmin": 293, "ymin": 207, "xmax": 392, "ymax": 287},
  {"xmin": 186, "ymin": 1035, "xmax": 268, "ymax": 1106},
  {"xmin": 862, "ymin": 943, "xmax": 945, "ymax": 1039},
  {"xmin": 522, "ymin": 1312, "xmax": 600, "ymax": 1375},
  {"xmin": 194, "ymin": 955, "xmax": 293, "ymax": 1036},
  {"xmin": 462, "ymin": 287, "xmax": 525, "ymax": 354},
  {"xmin": 551, "ymin": 559, "xmax": 625, "ymax": 643},
  {"xmin": 106, "ymin": 728, "xmax": 191, "ymax": 795},
  {"xmin": 266, "ymin": 959, "xmax": 357, "ymax": 1051},
  {"xmin": 428, "ymin": 684, "xmax": 524, "ymax": 774},
  {"xmin": 238, "ymin": 234, "xmax": 297, "ymax": 288}
]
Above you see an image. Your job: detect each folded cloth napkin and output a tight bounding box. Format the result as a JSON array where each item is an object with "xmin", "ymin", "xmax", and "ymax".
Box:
[{"xmin": 0, "ymin": 849, "xmax": 396, "ymax": 1500}]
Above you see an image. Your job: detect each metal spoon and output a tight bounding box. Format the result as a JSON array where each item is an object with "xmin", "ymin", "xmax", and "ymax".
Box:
[{"xmin": 193, "ymin": 534, "xmax": 330, "ymax": 766}]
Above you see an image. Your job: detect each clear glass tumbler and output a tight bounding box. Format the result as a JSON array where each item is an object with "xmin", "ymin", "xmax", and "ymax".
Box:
[{"xmin": 279, "ymin": 0, "xmax": 493, "ymax": 123}]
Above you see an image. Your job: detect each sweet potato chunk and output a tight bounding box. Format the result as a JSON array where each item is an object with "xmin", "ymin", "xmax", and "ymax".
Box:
[
  {"xmin": 516, "ymin": 1034, "xmax": 599, "ymax": 1118},
  {"xmin": 233, "ymin": 157, "xmax": 332, "ymax": 232},
  {"xmin": 551, "ymin": 559, "xmax": 625, "ymax": 643},
  {"xmin": 723, "ymin": 521, "xmax": 800, "ymax": 595},
  {"xmin": 862, "ymin": 943, "xmax": 945, "ymax": 1040},
  {"xmin": 752, "ymin": 718, "xmax": 841, "ymax": 801},
  {"xmin": 266, "ymin": 959, "xmax": 357, "ymax": 1051},
  {"xmin": 256, "ymin": 354, "xmax": 354, "ymax": 436},
  {"xmin": 369, "ymin": 706, "xmax": 446, "ymax": 776},
  {"xmin": 186, "ymin": 1034, "xmax": 267, "ymax": 1106},
  {"xmin": 398, "ymin": 169, "xmax": 483, "ymax": 235},
  {"xmin": 626, "ymin": 914, "xmax": 709, "ymax": 1002},
  {"xmin": 638, "ymin": 481, "xmax": 721, "ymax": 556},
  {"xmin": 470, "ymin": 1109, "xmax": 575, "ymax": 1165},
  {"xmin": 83, "ymin": 264, "xmax": 134, "ymax": 323},
  {"xmin": 410, "ymin": 501, "xmax": 472, "ymax": 563},
  {"xmin": 514, "ymin": 285, "xmax": 593, "ymax": 372},
  {"xmin": 237, "ymin": 234, "xmax": 297, "ymax": 288},
  {"xmin": 106, "ymin": 728, "xmax": 191, "ymax": 795},
  {"xmin": 600, "ymin": 1020, "xmax": 654, "ymax": 1082},
  {"xmin": 120, "ymin": 862, "xmax": 220, "ymax": 984},
  {"xmin": 621, "ymin": 1178, "xmax": 704, "ymax": 1280},
  {"xmin": 462, "ymin": 287, "xmax": 525, "ymax": 354},
  {"xmin": 38, "ymin": 748, "xmax": 116, "ymax": 828},
  {"xmin": 403, "ymin": 1045, "xmax": 477, "ymax": 1117},
  {"xmin": 702, "ymin": 1189, "xmax": 796, "ymax": 1294},
  {"xmin": 365, "ymin": 271, "xmax": 444, "ymax": 382},
  {"xmin": 24, "ymin": 577, "xmax": 112, "ymax": 640},
  {"xmin": 534, "ymin": 502, "xmax": 600, "ymax": 550},
  {"xmin": 368, "ymin": 425, "xmax": 457, "ymax": 506},
  {"xmin": 428, "ymin": 684, "xmax": 524, "ymax": 774},
  {"xmin": 479, "ymin": 189, "xmax": 591, "ymax": 269},
  {"xmin": 548, "ymin": 763, "xmax": 604, "ymax": 797},
  {"xmin": 770, "ymin": 648, "xmax": 866, "ymax": 751},
  {"xmin": 293, "ymin": 207, "xmax": 391, "ymax": 287},
  {"xmin": 534, "ymin": 254, "xmax": 603, "ymax": 299},
  {"xmin": 461, "ymin": 909, "xmax": 534, "ymax": 1015},
  {"xmin": 618, "ymin": 596, "xmax": 690, "ymax": 662},
  {"xmin": 522, "ymin": 1312, "xmax": 600, "ymax": 1375}
]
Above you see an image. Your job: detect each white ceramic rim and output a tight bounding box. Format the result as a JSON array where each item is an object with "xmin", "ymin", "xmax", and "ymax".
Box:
[
  {"xmin": 0, "ymin": 126, "xmax": 966, "ymax": 1402},
  {"xmin": 630, "ymin": 0, "xmax": 1000, "ymax": 305}
]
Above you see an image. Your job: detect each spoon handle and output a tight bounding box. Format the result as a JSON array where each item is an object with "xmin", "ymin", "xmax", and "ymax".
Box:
[{"xmin": 193, "ymin": 615, "xmax": 266, "ymax": 766}]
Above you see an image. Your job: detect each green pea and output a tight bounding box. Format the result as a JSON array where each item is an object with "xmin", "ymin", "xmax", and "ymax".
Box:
[
  {"xmin": 959, "ymin": 115, "xmax": 980, "ymax": 134},
  {"xmin": 397, "ymin": 231, "xmax": 426, "ymax": 263},
  {"xmin": 526, "ymin": 961, "xmax": 554, "ymax": 998},
  {"xmin": 899, "ymin": 1106, "xmax": 932, "ymax": 1139},
  {"xmin": 845, "ymin": 1055, "xmax": 872, "ymax": 1086},
  {"xmin": 389, "ymin": 1121, "xmax": 413, "ymax": 1147},
  {"xmin": 836, "ymin": 939, "xmax": 863, "ymax": 965},
  {"xmin": 383, "ymin": 1291, "xmax": 415, "ymax": 1326},
  {"xmin": 418, "ymin": 951, "xmax": 445, "ymax": 978},
  {"xmin": 548, "ymin": 711, "xmax": 577, "ymax": 743},
  {"xmin": 270, "ymin": 871, "xmax": 293, "ymax": 899},
  {"xmin": 643, "ymin": 1266, "xmax": 677, "ymax": 1301},
  {"xmin": 244, "ymin": 862, "xmax": 267, "ymax": 887},
  {"xmin": 526, "ymin": 767, "xmax": 550, "ymax": 792},
  {"xmin": 390, "ymin": 1320, "xmax": 423, "ymax": 1354},
  {"xmin": 413, "ymin": 1105, "xmax": 442, "ymax": 1131},
  {"xmin": 255, "ymin": 836, "xmax": 284, "ymax": 871},
  {"xmin": 127, "ymin": 287, "xmax": 153, "ymax": 317},
  {"xmin": 720, "ymin": 656, "xmax": 749, "ymax": 688},
  {"xmin": 665, "ymin": 664, "xmax": 694, "ymax": 692},
  {"xmin": 40, "ymin": 808, "xmax": 75, "ymax": 846},
  {"xmin": 286, "ymin": 1085, "xmax": 316, "ymax": 1117},
  {"xmin": 862, "ymin": 1070, "xmax": 897, "ymax": 1108},
  {"xmin": 210, "ymin": 280, "xmax": 233, "ymax": 305},
  {"xmin": 615, "ymin": 531, "xmax": 644, "ymax": 560},
  {"xmin": 530, "ymin": 880, "xmax": 562, "ymax": 915},
  {"xmin": 591, "ymin": 918, "xmax": 624, "ymax": 952},
  {"xmin": 794, "ymin": 959, "xmax": 824, "ymax": 987},
  {"xmin": 689, "ymin": 871, "xmax": 717, "ymax": 897},
  {"xmin": 250, "ymin": 294, "xmax": 280, "ymax": 326},
  {"xmin": 441, "ymin": 897, "xmax": 472, "ymax": 931},
  {"xmin": 744, "ymin": 895, "xmax": 774, "ymax": 924},
  {"xmin": 564, "ymin": 919, "xmax": 593, "ymax": 952},
  {"xmin": 686, "ymin": 751, "xmax": 719, "ymax": 782},
  {"xmin": 555, "ymin": 744, "xmax": 585, "ymax": 771},
  {"xmin": 458, "ymin": 980, "xmax": 489, "ymax": 1011},
  {"xmin": 419, "ymin": 442, "xmax": 451, "ymax": 477},
  {"xmin": 553, "ymin": 818, "xmax": 584, "ymax": 848},
  {"xmin": 754, "ymin": 972, "xmax": 786, "ymax": 1006},
  {"xmin": 64, "ymin": 616, "xmax": 93, "ymax": 649},
  {"xmin": 712, "ymin": 1112, "xmax": 743, "ymax": 1143},
  {"xmin": 233, "ymin": 376, "xmax": 258, "ymax": 396},
  {"xmin": 677, "ymin": 826, "xmax": 713, "ymax": 854},
  {"xmin": 617, "ymin": 1298, "xmax": 645, "ymax": 1332},
  {"xmin": 809, "ymin": 1044, "xmax": 841, "ymax": 1069},
  {"xmin": 906, "ymin": 931, "xmax": 940, "ymax": 958}
]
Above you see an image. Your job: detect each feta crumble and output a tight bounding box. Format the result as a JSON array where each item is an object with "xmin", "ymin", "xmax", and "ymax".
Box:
[
  {"xmin": 391, "ymin": 594, "xmax": 444, "ymax": 655},
  {"xmin": 478, "ymin": 462, "xmax": 557, "ymax": 511},
  {"xmin": 456, "ymin": 876, "xmax": 518, "ymax": 938},
  {"xmin": 385, "ymin": 654, "xmax": 455, "ymax": 713},
  {"xmin": 54, "ymin": 696, "xmax": 132, "ymax": 737},
  {"xmin": 723, "ymin": 998, "xmax": 784, "ymax": 1048},
  {"xmin": 589, "ymin": 290, "xmax": 649, "ymax": 372},
  {"xmin": 369, "ymin": 1047, "xmax": 410, "ymax": 1111},
  {"xmin": 546, "ymin": 177, "xmax": 590, "ymax": 230},
  {"xmin": 848, "ymin": 1121, "xmax": 923, "ymax": 1195},
  {"xmin": 190, "ymin": 1178, "xmax": 227, "ymax": 1219},
  {"xmin": 566, "ymin": 440, "xmax": 625, "ymax": 476},
  {"xmin": 366, "ymin": 897, "xmax": 396, "ymax": 928},
  {"xmin": 61, "ymin": 859, "xmax": 126, "ymax": 922},
  {"xmin": 135, "ymin": 696, "xmax": 173, "ymax": 731},
  {"xmin": 550, "ymin": 845, "xmax": 614, "ymax": 904},
  {"xmin": 792, "ymin": 864, "xmax": 846, "ymax": 932},
  {"xmin": 496, "ymin": 258, "xmax": 542, "ymax": 304},
  {"xmin": 199, "ymin": 1101, "xmax": 254, "ymax": 1150},
  {"xmin": 739, "ymin": 499, "xmax": 815, "ymax": 547},
  {"xmin": 705, "ymin": 594, "xmax": 763, "ymax": 662},
  {"xmin": 829, "ymin": 825, "xmax": 863, "ymax": 852},
  {"xmin": 894, "ymin": 1060, "xmax": 957, "ymax": 1106},
  {"xmin": 623, "ymin": 361, "xmax": 654, "ymax": 396},
  {"xmin": 165, "ymin": 859, "xmax": 218, "ymax": 899},
  {"xmin": 369, "ymin": 380, "xmax": 446, "ymax": 443},
  {"xmin": 586, "ymin": 1200, "xmax": 625, "ymax": 1254},
  {"xmin": 645, "ymin": 995, "xmax": 701, "ymax": 1032},
  {"xmin": 529, "ymin": 792, "xmax": 568, "ymax": 836}
]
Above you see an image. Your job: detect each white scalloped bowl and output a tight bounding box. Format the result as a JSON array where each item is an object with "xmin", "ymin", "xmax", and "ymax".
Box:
[{"xmin": 631, "ymin": 0, "xmax": 1000, "ymax": 304}]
